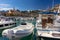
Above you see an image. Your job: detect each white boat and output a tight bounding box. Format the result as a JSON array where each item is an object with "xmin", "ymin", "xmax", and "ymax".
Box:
[
  {"xmin": 0, "ymin": 18, "xmax": 16, "ymax": 29},
  {"xmin": 2, "ymin": 22, "xmax": 34, "ymax": 40},
  {"xmin": 37, "ymin": 30, "xmax": 60, "ymax": 40},
  {"xmin": 36, "ymin": 14, "xmax": 42, "ymax": 30},
  {"xmin": 36, "ymin": 15, "xmax": 60, "ymax": 40},
  {"xmin": 0, "ymin": 17, "xmax": 16, "ymax": 37},
  {"xmin": 36, "ymin": 19, "xmax": 42, "ymax": 30}
]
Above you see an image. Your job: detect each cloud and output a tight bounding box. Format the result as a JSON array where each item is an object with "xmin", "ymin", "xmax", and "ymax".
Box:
[
  {"xmin": 0, "ymin": 4, "xmax": 18, "ymax": 11},
  {"xmin": 0, "ymin": 4, "xmax": 11, "ymax": 8},
  {"xmin": 0, "ymin": 4, "xmax": 10, "ymax": 7},
  {"xmin": 0, "ymin": 8, "xmax": 13, "ymax": 11},
  {"xmin": 0, "ymin": 4, "xmax": 12, "ymax": 10}
]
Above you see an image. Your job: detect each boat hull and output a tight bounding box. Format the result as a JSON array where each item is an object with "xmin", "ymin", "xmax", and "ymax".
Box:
[
  {"xmin": 37, "ymin": 30, "xmax": 60, "ymax": 40},
  {"xmin": 11, "ymin": 32, "xmax": 34, "ymax": 40},
  {"xmin": 2, "ymin": 27, "xmax": 34, "ymax": 40},
  {"xmin": 38, "ymin": 36, "xmax": 60, "ymax": 40}
]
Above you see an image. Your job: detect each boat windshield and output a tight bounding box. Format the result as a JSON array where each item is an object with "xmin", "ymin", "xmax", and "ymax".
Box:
[{"xmin": 21, "ymin": 22, "xmax": 27, "ymax": 25}]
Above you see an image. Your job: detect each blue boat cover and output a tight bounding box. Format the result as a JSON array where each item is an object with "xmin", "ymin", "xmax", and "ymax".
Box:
[{"xmin": 38, "ymin": 12, "xmax": 58, "ymax": 15}]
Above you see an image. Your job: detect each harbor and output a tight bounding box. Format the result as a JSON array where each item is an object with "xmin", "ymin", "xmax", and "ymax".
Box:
[
  {"xmin": 0, "ymin": 0, "xmax": 60, "ymax": 40},
  {"xmin": 0, "ymin": 8, "xmax": 60, "ymax": 40}
]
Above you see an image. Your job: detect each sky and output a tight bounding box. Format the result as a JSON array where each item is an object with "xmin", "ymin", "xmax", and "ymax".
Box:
[{"xmin": 0, "ymin": 0, "xmax": 60, "ymax": 11}]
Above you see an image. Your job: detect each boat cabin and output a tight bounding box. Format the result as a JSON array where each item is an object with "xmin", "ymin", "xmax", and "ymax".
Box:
[{"xmin": 40, "ymin": 12, "xmax": 57, "ymax": 29}]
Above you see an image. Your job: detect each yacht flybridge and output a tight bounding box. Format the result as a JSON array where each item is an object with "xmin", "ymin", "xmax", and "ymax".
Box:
[{"xmin": 2, "ymin": 22, "xmax": 34, "ymax": 40}]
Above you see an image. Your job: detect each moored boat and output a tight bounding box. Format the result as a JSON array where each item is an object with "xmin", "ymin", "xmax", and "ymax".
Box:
[
  {"xmin": 0, "ymin": 17, "xmax": 16, "ymax": 37},
  {"xmin": 36, "ymin": 12, "xmax": 60, "ymax": 40},
  {"xmin": 2, "ymin": 22, "xmax": 34, "ymax": 40}
]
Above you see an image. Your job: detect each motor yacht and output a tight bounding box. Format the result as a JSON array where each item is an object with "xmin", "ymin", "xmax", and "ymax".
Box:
[
  {"xmin": 36, "ymin": 13, "xmax": 60, "ymax": 40},
  {"xmin": 0, "ymin": 17, "xmax": 16, "ymax": 36},
  {"xmin": 2, "ymin": 22, "xmax": 34, "ymax": 40}
]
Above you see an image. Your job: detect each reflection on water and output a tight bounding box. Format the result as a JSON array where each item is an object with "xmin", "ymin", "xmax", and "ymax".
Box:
[{"xmin": 0, "ymin": 37, "xmax": 9, "ymax": 40}]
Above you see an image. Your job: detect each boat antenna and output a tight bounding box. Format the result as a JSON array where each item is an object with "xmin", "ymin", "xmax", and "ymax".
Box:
[
  {"xmin": 13, "ymin": 6, "xmax": 15, "ymax": 10},
  {"xmin": 52, "ymin": 0, "xmax": 54, "ymax": 8}
]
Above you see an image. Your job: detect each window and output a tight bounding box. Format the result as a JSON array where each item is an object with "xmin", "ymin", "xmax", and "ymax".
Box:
[
  {"xmin": 5, "ymin": 24, "xmax": 8, "ymax": 26},
  {"xmin": 10, "ymin": 23, "xmax": 15, "ymax": 25},
  {"xmin": 0, "ymin": 25, "xmax": 3, "ymax": 27}
]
